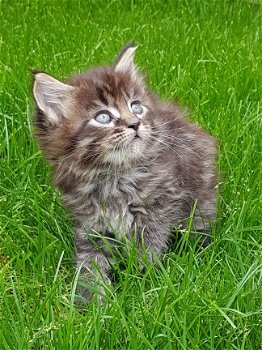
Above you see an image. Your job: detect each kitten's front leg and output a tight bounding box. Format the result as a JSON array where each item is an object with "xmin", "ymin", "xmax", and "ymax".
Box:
[
  {"xmin": 133, "ymin": 213, "xmax": 171, "ymax": 264},
  {"xmin": 74, "ymin": 229, "xmax": 112, "ymax": 304}
]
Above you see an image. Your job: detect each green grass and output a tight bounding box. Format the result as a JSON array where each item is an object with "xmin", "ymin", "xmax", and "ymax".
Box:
[{"xmin": 0, "ymin": 0, "xmax": 261, "ymax": 348}]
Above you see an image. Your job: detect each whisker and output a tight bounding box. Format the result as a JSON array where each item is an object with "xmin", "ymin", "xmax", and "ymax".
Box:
[{"xmin": 143, "ymin": 131, "xmax": 203, "ymax": 157}]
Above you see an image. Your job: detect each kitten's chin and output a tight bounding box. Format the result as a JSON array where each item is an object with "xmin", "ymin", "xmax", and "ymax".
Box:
[
  {"xmin": 104, "ymin": 137, "xmax": 144, "ymax": 166},
  {"xmin": 128, "ymin": 136, "xmax": 143, "ymax": 152}
]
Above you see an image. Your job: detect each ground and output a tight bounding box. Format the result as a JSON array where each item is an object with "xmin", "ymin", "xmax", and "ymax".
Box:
[{"xmin": 0, "ymin": 0, "xmax": 261, "ymax": 349}]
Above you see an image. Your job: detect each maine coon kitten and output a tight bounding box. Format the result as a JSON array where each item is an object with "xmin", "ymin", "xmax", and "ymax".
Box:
[{"xmin": 33, "ymin": 44, "xmax": 217, "ymax": 302}]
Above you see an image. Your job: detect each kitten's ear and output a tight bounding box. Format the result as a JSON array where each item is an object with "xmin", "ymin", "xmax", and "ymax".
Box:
[
  {"xmin": 33, "ymin": 71, "xmax": 74, "ymax": 124},
  {"xmin": 113, "ymin": 44, "xmax": 138, "ymax": 76}
]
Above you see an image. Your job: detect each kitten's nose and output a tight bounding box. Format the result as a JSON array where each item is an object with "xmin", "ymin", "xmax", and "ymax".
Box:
[{"xmin": 128, "ymin": 119, "xmax": 140, "ymax": 131}]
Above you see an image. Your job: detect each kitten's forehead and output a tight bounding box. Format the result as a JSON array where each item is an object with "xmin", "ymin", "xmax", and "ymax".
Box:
[{"xmin": 70, "ymin": 67, "xmax": 142, "ymax": 107}]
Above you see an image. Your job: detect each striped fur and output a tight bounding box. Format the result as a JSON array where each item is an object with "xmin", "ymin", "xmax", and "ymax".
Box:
[{"xmin": 33, "ymin": 45, "xmax": 217, "ymax": 303}]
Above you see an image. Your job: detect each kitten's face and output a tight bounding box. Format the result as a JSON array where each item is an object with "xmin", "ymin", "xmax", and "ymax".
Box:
[{"xmin": 33, "ymin": 45, "xmax": 155, "ymax": 167}]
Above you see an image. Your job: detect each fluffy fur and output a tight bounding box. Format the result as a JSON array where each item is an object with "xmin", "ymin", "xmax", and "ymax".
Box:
[{"xmin": 33, "ymin": 44, "xmax": 217, "ymax": 302}]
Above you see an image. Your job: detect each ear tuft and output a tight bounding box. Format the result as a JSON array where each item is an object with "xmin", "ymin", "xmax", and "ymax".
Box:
[
  {"xmin": 113, "ymin": 44, "xmax": 138, "ymax": 76},
  {"xmin": 31, "ymin": 69, "xmax": 46, "ymax": 76},
  {"xmin": 33, "ymin": 72, "xmax": 74, "ymax": 124}
]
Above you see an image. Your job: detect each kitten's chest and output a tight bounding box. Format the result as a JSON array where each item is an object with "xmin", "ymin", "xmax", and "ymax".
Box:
[
  {"xmin": 72, "ymin": 170, "xmax": 146, "ymax": 234},
  {"xmin": 99, "ymin": 171, "xmax": 144, "ymax": 232}
]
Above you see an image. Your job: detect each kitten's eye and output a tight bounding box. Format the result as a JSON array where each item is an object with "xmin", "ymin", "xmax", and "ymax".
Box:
[
  {"xmin": 131, "ymin": 101, "xmax": 143, "ymax": 115},
  {"xmin": 95, "ymin": 112, "xmax": 112, "ymax": 124}
]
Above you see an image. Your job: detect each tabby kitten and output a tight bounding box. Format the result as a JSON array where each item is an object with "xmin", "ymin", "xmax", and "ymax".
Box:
[{"xmin": 33, "ymin": 44, "xmax": 217, "ymax": 302}]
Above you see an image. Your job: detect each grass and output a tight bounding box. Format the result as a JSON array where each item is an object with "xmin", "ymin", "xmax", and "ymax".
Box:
[{"xmin": 0, "ymin": 0, "xmax": 261, "ymax": 348}]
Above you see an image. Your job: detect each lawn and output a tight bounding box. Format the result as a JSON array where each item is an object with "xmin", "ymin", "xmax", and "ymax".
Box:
[{"xmin": 0, "ymin": 0, "xmax": 261, "ymax": 349}]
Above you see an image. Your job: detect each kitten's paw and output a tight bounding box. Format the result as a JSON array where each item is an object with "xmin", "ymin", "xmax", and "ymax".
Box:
[
  {"xmin": 191, "ymin": 230, "xmax": 211, "ymax": 249},
  {"xmin": 74, "ymin": 285, "xmax": 93, "ymax": 308},
  {"xmin": 74, "ymin": 275, "xmax": 111, "ymax": 307}
]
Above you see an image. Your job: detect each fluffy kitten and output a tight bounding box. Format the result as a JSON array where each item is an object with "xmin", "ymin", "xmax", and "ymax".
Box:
[{"xmin": 33, "ymin": 44, "xmax": 217, "ymax": 302}]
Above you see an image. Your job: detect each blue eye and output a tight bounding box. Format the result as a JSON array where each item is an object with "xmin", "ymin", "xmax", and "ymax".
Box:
[
  {"xmin": 131, "ymin": 102, "xmax": 143, "ymax": 115},
  {"xmin": 95, "ymin": 112, "xmax": 112, "ymax": 124}
]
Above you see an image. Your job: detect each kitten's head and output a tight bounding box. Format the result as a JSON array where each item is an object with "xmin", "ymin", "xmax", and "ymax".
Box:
[{"xmin": 33, "ymin": 45, "xmax": 156, "ymax": 168}]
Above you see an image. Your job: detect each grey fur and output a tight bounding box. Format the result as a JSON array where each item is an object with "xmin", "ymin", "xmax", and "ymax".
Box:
[{"xmin": 32, "ymin": 45, "xmax": 217, "ymax": 303}]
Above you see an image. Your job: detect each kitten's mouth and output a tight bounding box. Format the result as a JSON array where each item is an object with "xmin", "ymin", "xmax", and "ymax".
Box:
[
  {"xmin": 119, "ymin": 131, "xmax": 144, "ymax": 152},
  {"xmin": 132, "ymin": 134, "xmax": 142, "ymax": 144}
]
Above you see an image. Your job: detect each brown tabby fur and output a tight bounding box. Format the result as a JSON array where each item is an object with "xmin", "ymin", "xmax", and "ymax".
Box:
[{"xmin": 33, "ymin": 44, "xmax": 217, "ymax": 303}]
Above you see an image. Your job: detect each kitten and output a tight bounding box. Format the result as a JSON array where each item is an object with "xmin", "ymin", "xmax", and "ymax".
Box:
[{"xmin": 32, "ymin": 44, "xmax": 217, "ymax": 302}]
